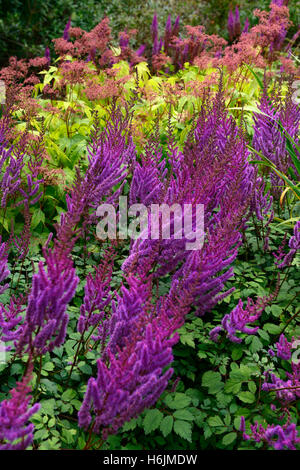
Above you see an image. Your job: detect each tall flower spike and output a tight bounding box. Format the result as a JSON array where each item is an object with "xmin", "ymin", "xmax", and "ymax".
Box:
[
  {"xmin": 16, "ymin": 250, "xmax": 79, "ymax": 355},
  {"xmin": 210, "ymin": 296, "xmax": 270, "ymax": 344},
  {"xmin": 276, "ymin": 334, "xmax": 292, "ymax": 360},
  {"xmin": 0, "ymin": 366, "xmax": 40, "ymax": 450},
  {"xmin": 276, "ymin": 221, "xmax": 300, "ymax": 269},
  {"xmin": 63, "ymin": 17, "xmax": 71, "ymax": 41},
  {"xmin": 77, "ymin": 249, "xmax": 114, "ymax": 335},
  {"xmin": 0, "ymin": 296, "xmax": 24, "ymax": 348},
  {"xmin": 0, "ymin": 237, "xmax": 9, "ymax": 294},
  {"xmin": 79, "ymin": 315, "xmax": 179, "ymax": 438}
]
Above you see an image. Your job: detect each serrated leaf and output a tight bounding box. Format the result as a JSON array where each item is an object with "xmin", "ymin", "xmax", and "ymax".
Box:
[
  {"xmin": 202, "ymin": 371, "xmax": 223, "ymax": 394},
  {"xmin": 43, "ymin": 362, "xmax": 54, "ymax": 371},
  {"xmin": 238, "ymin": 391, "xmax": 256, "ymax": 403},
  {"xmin": 207, "ymin": 415, "xmax": 224, "ymax": 427},
  {"xmin": 61, "ymin": 389, "xmax": 76, "ymax": 402},
  {"xmin": 263, "ymin": 323, "xmax": 282, "ymax": 335},
  {"xmin": 173, "ymin": 409, "xmax": 194, "ymax": 421},
  {"xmin": 31, "ymin": 209, "xmax": 45, "ymax": 229},
  {"xmin": 222, "ymin": 432, "xmax": 237, "ymax": 446},
  {"xmin": 249, "ymin": 336, "xmax": 263, "ymax": 353},
  {"xmin": 160, "ymin": 416, "xmax": 174, "ymax": 437},
  {"xmin": 78, "ymin": 363, "xmax": 92, "ymax": 375},
  {"xmin": 173, "ymin": 420, "xmax": 192, "ymax": 442},
  {"xmin": 224, "ymin": 379, "xmax": 241, "ymax": 394},
  {"xmin": 143, "ymin": 409, "xmax": 163, "ymax": 434},
  {"xmin": 167, "ymin": 393, "xmax": 192, "ymax": 409},
  {"xmin": 41, "ymin": 399, "xmax": 55, "ymax": 415},
  {"xmin": 231, "ymin": 346, "xmax": 243, "ymax": 360},
  {"xmin": 40, "ymin": 379, "xmax": 58, "ymax": 394},
  {"xmin": 248, "ymin": 381, "xmax": 257, "ymax": 394}
]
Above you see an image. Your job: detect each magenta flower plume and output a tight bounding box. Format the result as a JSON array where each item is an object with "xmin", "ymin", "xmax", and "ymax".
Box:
[
  {"xmin": 241, "ymin": 418, "xmax": 300, "ymax": 450},
  {"xmin": 63, "ymin": 17, "xmax": 72, "ymax": 41},
  {"xmin": 44, "ymin": 47, "xmax": 51, "ymax": 65},
  {"xmin": 262, "ymin": 363, "xmax": 300, "ymax": 403},
  {"xmin": 0, "ymin": 368, "xmax": 40, "ymax": 450},
  {"xmin": 0, "ymin": 237, "xmax": 9, "ymax": 294},
  {"xmin": 77, "ymin": 251, "xmax": 114, "ymax": 335},
  {"xmin": 78, "ymin": 315, "xmax": 179, "ymax": 438},
  {"xmin": 210, "ymin": 297, "xmax": 267, "ymax": 343},
  {"xmin": 17, "ymin": 250, "xmax": 79, "ymax": 355},
  {"xmin": 228, "ymin": 10, "xmax": 235, "ymax": 42},
  {"xmin": 276, "ymin": 334, "xmax": 292, "ymax": 360},
  {"xmin": 276, "ymin": 221, "xmax": 300, "ymax": 269}
]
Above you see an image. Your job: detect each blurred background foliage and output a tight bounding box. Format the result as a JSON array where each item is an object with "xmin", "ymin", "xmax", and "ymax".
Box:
[{"xmin": 0, "ymin": 0, "xmax": 299, "ymax": 66}]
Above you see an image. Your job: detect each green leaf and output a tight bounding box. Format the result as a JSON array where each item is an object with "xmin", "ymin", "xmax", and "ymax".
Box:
[
  {"xmin": 231, "ymin": 346, "xmax": 243, "ymax": 360},
  {"xmin": 41, "ymin": 399, "xmax": 56, "ymax": 415},
  {"xmin": 224, "ymin": 379, "xmax": 242, "ymax": 394},
  {"xmin": 173, "ymin": 409, "xmax": 194, "ymax": 421},
  {"xmin": 234, "ymin": 416, "xmax": 243, "ymax": 431},
  {"xmin": 201, "ymin": 371, "xmax": 223, "ymax": 394},
  {"xmin": 143, "ymin": 409, "xmax": 164, "ymax": 434},
  {"xmin": 61, "ymin": 389, "xmax": 76, "ymax": 402},
  {"xmin": 249, "ymin": 336, "xmax": 263, "ymax": 353},
  {"xmin": 160, "ymin": 416, "xmax": 174, "ymax": 437},
  {"xmin": 237, "ymin": 391, "xmax": 256, "ymax": 404},
  {"xmin": 248, "ymin": 382, "xmax": 257, "ymax": 394},
  {"xmin": 62, "ymin": 428, "xmax": 76, "ymax": 444},
  {"xmin": 263, "ymin": 323, "xmax": 282, "ymax": 335},
  {"xmin": 43, "ymin": 361, "xmax": 55, "ymax": 371},
  {"xmin": 31, "ymin": 209, "xmax": 45, "ymax": 229},
  {"xmin": 78, "ymin": 363, "xmax": 92, "ymax": 375},
  {"xmin": 40, "ymin": 379, "xmax": 58, "ymax": 394},
  {"xmin": 167, "ymin": 393, "xmax": 192, "ymax": 409},
  {"xmin": 173, "ymin": 420, "xmax": 192, "ymax": 442},
  {"xmin": 222, "ymin": 432, "xmax": 237, "ymax": 446},
  {"xmin": 34, "ymin": 429, "xmax": 49, "ymax": 441},
  {"xmin": 207, "ymin": 415, "xmax": 224, "ymax": 427}
]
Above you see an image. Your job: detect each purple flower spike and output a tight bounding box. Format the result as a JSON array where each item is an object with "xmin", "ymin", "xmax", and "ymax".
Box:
[
  {"xmin": 0, "ymin": 369, "xmax": 40, "ymax": 450},
  {"xmin": 63, "ymin": 17, "xmax": 71, "ymax": 41},
  {"xmin": 276, "ymin": 334, "xmax": 292, "ymax": 360},
  {"xmin": 44, "ymin": 47, "xmax": 51, "ymax": 65}
]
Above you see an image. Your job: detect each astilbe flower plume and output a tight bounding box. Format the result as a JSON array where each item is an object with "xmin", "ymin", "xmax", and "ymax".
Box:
[
  {"xmin": 240, "ymin": 416, "xmax": 300, "ymax": 450},
  {"xmin": 123, "ymin": 82, "xmax": 254, "ymax": 313},
  {"xmin": 253, "ymin": 82, "xmax": 300, "ymax": 197},
  {"xmin": 16, "ymin": 249, "xmax": 79, "ymax": 355},
  {"xmin": 0, "ymin": 296, "xmax": 25, "ymax": 348},
  {"xmin": 55, "ymin": 107, "xmax": 135, "ymax": 258},
  {"xmin": 276, "ymin": 334, "xmax": 293, "ymax": 360},
  {"xmin": 0, "ymin": 240, "xmax": 24, "ymax": 350},
  {"xmin": 262, "ymin": 362, "xmax": 300, "ymax": 403},
  {"xmin": 0, "ymin": 237, "xmax": 9, "ymax": 294},
  {"xmin": 78, "ymin": 299, "xmax": 181, "ymax": 438},
  {"xmin": 227, "ymin": 6, "xmax": 242, "ymax": 42},
  {"xmin": 210, "ymin": 297, "xmax": 265, "ymax": 343},
  {"xmin": 77, "ymin": 248, "xmax": 114, "ymax": 335},
  {"xmin": 0, "ymin": 366, "xmax": 40, "ymax": 450},
  {"xmin": 275, "ymin": 221, "xmax": 300, "ymax": 269}
]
